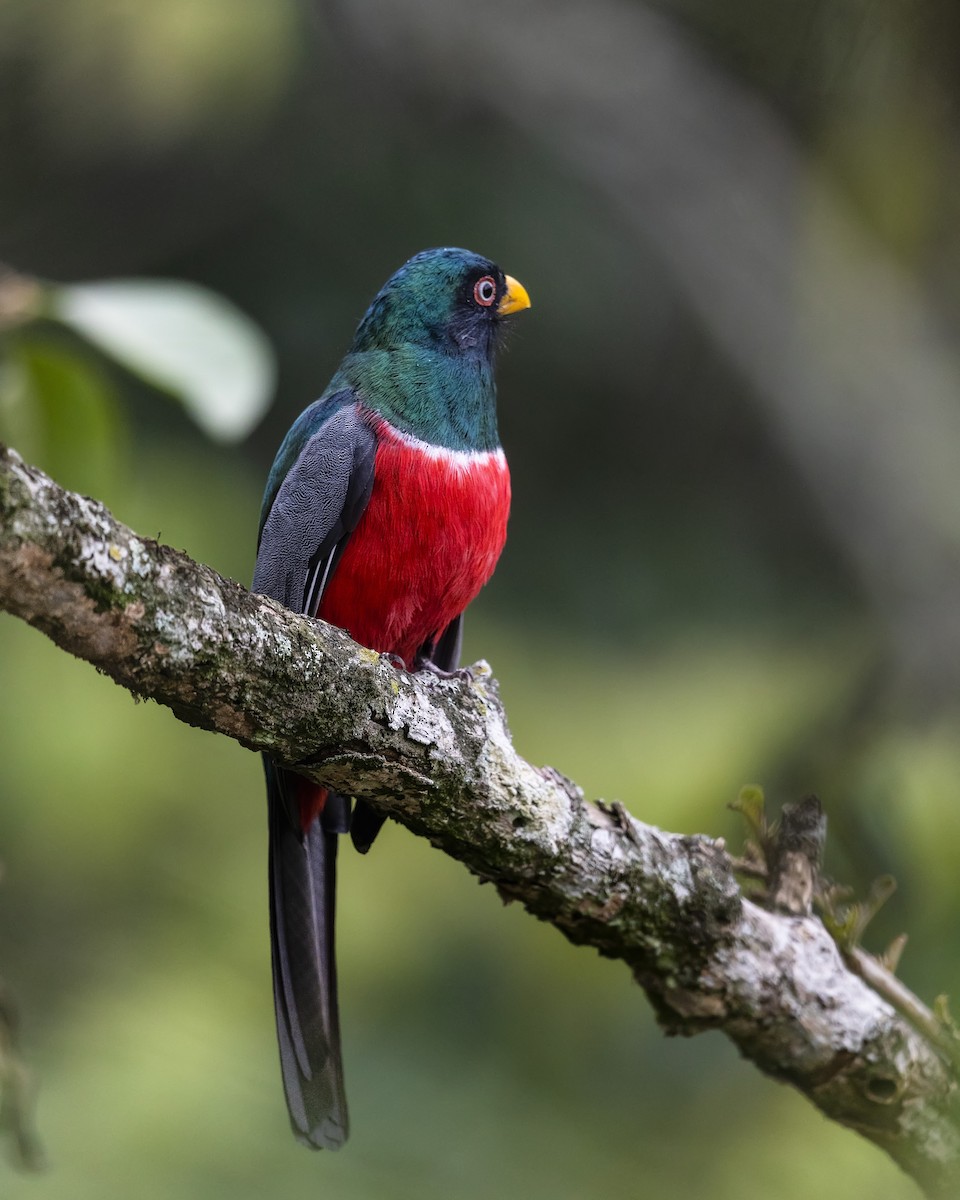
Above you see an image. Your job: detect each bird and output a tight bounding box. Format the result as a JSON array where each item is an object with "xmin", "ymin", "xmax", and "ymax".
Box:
[{"xmin": 252, "ymin": 247, "xmax": 530, "ymax": 1150}]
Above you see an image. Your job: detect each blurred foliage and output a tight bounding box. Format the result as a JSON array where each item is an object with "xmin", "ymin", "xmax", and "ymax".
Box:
[
  {"xmin": 52, "ymin": 279, "xmax": 276, "ymax": 441},
  {"xmin": 0, "ymin": 336, "xmax": 125, "ymax": 495},
  {"xmin": 0, "ymin": 269, "xmax": 275, "ymax": 470},
  {"xmin": 2, "ymin": 0, "xmax": 960, "ymax": 1196}
]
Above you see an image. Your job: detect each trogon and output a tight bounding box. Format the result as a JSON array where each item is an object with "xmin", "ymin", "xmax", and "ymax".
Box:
[{"xmin": 252, "ymin": 247, "xmax": 531, "ymax": 1149}]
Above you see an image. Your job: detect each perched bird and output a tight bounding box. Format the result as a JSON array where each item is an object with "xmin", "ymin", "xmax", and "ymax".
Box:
[{"xmin": 252, "ymin": 247, "xmax": 530, "ymax": 1149}]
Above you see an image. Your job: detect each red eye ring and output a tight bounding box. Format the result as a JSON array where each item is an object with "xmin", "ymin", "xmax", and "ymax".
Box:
[{"xmin": 473, "ymin": 276, "xmax": 497, "ymax": 307}]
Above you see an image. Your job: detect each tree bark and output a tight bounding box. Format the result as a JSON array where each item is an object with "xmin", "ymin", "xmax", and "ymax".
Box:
[{"xmin": 1, "ymin": 443, "xmax": 958, "ymax": 1195}]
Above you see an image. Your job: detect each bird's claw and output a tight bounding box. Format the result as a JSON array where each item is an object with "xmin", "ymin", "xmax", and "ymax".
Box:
[{"xmin": 414, "ymin": 657, "xmax": 475, "ymax": 682}]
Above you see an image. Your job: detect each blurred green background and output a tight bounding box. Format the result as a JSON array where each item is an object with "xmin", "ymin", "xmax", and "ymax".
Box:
[{"xmin": 3, "ymin": 0, "xmax": 960, "ymax": 1196}]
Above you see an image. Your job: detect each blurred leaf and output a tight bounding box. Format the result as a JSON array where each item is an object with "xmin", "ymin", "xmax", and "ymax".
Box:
[
  {"xmin": 52, "ymin": 280, "xmax": 276, "ymax": 442},
  {"xmin": 0, "ymin": 339, "xmax": 125, "ymax": 494}
]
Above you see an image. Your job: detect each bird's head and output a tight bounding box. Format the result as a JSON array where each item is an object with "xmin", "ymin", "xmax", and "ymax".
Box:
[{"xmin": 351, "ymin": 247, "xmax": 531, "ymax": 360}]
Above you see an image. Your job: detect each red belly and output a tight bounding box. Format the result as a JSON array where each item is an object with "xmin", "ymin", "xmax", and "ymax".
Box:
[{"xmin": 318, "ymin": 426, "xmax": 510, "ymax": 665}]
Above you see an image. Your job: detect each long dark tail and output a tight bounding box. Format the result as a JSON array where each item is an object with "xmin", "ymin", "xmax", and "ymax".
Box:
[{"xmin": 266, "ymin": 760, "xmax": 349, "ymax": 1149}]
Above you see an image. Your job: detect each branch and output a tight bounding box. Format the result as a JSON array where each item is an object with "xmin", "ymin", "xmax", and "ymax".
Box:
[{"xmin": 1, "ymin": 443, "xmax": 958, "ymax": 1195}]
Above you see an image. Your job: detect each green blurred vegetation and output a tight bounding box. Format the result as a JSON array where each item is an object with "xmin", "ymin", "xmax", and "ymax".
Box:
[{"xmin": 3, "ymin": 0, "xmax": 960, "ymax": 1196}]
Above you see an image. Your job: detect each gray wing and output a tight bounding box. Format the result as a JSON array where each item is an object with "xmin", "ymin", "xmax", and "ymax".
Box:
[
  {"xmin": 256, "ymin": 400, "xmax": 375, "ymax": 1149},
  {"xmin": 253, "ymin": 401, "xmax": 376, "ymax": 615}
]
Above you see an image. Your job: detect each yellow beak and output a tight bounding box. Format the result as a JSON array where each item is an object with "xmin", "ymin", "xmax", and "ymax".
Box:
[{"xmin": 498, "ymin": 275, "xmax": 531, "ymax": 316}]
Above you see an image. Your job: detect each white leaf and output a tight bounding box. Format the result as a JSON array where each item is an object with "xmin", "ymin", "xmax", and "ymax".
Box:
[{"xmin": 54, "ymin": 279, "xmax": 276, "ymax": 441}]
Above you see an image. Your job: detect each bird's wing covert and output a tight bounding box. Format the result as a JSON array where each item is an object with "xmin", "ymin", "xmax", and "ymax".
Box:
[{"xmin": 253, "ymin": 401, "xmax": 376, "ymax": 614}]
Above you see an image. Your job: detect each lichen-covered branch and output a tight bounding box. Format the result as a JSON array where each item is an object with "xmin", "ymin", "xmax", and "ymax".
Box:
[{"xmin": 1, "ymin": 443, "xmax": 958, "ymax": 1196}]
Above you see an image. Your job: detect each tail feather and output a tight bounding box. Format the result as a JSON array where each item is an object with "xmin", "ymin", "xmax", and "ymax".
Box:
[{"xmin": 267, "ymin": 761, "xmax": 348, "ymax": 1149}]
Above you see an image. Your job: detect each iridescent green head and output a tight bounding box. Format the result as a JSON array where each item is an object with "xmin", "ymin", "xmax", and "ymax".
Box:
[
  {"xmin": 339, "ymin": 247, "xmax": 531, "ymax": 451},
  {"xmin": 351, "ymin": 247, "xmax": 530, "ymax": 359}
]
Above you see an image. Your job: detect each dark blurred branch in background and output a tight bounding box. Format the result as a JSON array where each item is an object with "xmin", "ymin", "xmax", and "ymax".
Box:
[
  {"xmin": 0, "ymin": 975, "xmax": 44, "ymax": 1173},
  {"xmin": 324, "ymin": 0, "xmax": 960, "ymax": 698},
  {"xmin": 1, "ymin": 443, "xmax": 958, "ymax": 1197},
  {"xmin": 0, "ymin": 851, "xmax": 44, "ymax": 1174}
]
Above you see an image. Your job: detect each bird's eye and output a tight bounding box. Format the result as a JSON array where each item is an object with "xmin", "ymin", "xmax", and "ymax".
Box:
[{"xmin": 473, "ymin": 276, "xmax": 497, "ymax": 307}]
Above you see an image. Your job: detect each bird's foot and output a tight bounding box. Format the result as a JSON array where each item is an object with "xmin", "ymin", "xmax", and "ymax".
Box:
[
  {"xmin": 381, "ymin": 652, "xmax": 409, "ymax": 671},
  {"xmin": 414, "ymin": 657, "xmax": 475, "ymax": 683}
]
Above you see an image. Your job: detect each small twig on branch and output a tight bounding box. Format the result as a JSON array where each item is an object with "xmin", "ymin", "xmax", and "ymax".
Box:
[
  {"xmin": 1, "ymin": 443, "xmax": 959, "ymax": 1196},
  {"xmin": 0, "ymin": 266, "xmax": 43, "ymax": 332},
  {"xmin": 845, "ymin": 947, "xmax": 960, "ymax": 1073}
]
